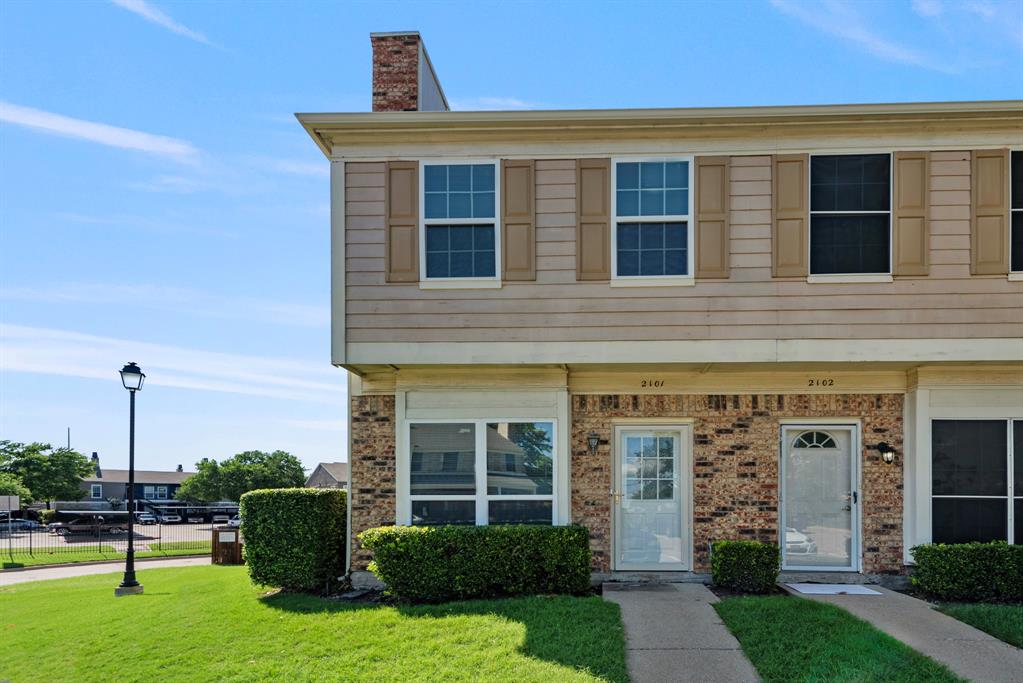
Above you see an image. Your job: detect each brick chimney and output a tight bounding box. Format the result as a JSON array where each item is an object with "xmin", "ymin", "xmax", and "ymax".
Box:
[
  {"xmin": 176, "ymin": 464, "xmax": 183, "ymax": 472},
  {"xmin": 371, "ymin": 31, "xmax": 449, "ymax": 112},
  {"xmin": 91, "ymin": 451, "xmax": 101, "ymax": 478}
]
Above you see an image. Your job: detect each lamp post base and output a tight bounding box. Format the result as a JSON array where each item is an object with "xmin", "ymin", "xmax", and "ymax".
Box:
[{"xmin": 114, "ymin": 584, "xmax": 144, "ymax": 597}]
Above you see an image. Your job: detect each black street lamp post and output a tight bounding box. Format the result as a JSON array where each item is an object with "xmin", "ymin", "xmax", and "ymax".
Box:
[{"xmin": 115, "ymin": 362, "xmax": 145, "ymax": 597}]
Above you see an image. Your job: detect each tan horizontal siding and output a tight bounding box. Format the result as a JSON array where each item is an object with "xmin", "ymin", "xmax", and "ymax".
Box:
[{"xmin": 344, "ymin": 153, "xmax": 1023, "ymax": 343}]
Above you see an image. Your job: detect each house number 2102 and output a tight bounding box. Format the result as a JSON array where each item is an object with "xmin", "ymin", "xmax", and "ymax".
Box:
[
  {"xmin": 641, "ymin": 379, "xmax": 665, "ymax": 388},
  {"xmin": 807, "ymin": 378, "xmax": 835, "ymax": 387}
]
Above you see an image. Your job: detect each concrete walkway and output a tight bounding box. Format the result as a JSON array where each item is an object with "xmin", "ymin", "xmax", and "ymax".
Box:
[
  {"xmin": 0, "ymin": 556, "xmax": 211, "ymax": 586},
  {"xmin": 603, "ymin": 583, "xmax": 759, "ymax": 683},
  {"xmin": 788, "ymin": 585, "xmax": 1023, "ymax": 683}
]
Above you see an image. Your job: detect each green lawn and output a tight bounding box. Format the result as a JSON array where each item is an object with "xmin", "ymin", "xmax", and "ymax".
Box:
[
  {"xmin": 715, "ymin": 595, "xmax": 963, "ymax": 683},
  {"xmin": 937, "ymin": 603, "xmax": 1023, "ymax": 648},
  {"xmin": 3, "ymin": 543, "xmax": 210, "ymax": 569},
  {"xmin": 0, "ymin": 565, "xmax": 627, "ymax": 682}
]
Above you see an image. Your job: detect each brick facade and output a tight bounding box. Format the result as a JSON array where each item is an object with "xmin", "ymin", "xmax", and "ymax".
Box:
[
  {"xmin": 349, "ymin": 394, "xmax": 396, "ymax": 569},
  {"xmin": 571, "ymin": 394, "xmax": 904, "ymax": 575},
  {"xmin": 371, "ymin": 34, "xmax": 419, "ymax": 112}
]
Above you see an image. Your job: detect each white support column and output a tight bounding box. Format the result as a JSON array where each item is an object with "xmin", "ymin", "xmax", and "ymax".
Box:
[
  {"xmin": 394, "ymin": 391, "xmax": 409, "ymax": 525},
  {"xmin": 556, "ymin": 389, "xmax": 571, "ymax": 525}
]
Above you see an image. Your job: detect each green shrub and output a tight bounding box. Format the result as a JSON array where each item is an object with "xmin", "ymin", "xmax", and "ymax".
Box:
[
  {"xmin": 910, "ymin": 542, "xmax": 1023, "ymax": 602},
  {"xmin": 711, "ymin": 540, "xmax": 780, "ymax": 593},
  {"xmin": 39, "ymin": 510, "xmax": 57, "ymax": 525},
  {"xmin": 239, "ymin": 488, "xmax": 346, "ymax": 593},
  {"xmin": 359, "ymin": 525, "xmax": 591, "ymax": 603}
]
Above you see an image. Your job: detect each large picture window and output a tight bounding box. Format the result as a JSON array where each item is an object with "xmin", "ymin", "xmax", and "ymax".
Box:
[
  {"xmin": 810, "ymin": 153, "xmax": 891, "ymax": 275},
  {"xmin": 421, "ymin": 162, "xmax": 499, "ymax": 281},
  {"xmin": 408, "ymin": 420, "xmax": 555, "ymax": 526},
  {"xmin": 612, "ymin": 158, "xmax": 693, "ymax": 281},
  {"xmin": 1011, "ymin": 150, "xmax": 1022, "ymax": 273},
  {"xmin": 931, "ymin": 419, "xmax": 1019, "ymax": 544}
]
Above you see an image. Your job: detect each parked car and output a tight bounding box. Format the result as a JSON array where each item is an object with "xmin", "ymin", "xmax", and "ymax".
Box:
[
  {"xmin": 187, "ymin": 516, "xmax": 204, "ymax": 524},
  {"xmin": 227, "ymin": 515, "xmax": 241, "ymax": 528},
  {"xmin": 211, "ymin": 514, "xmax": 230, "ymax": 524},
  {"xmin": 0, "ymin": 519, "xmax": 42, "ymax": 532},
  {"xmin": 156, "ymin": 513, "xmax": 181, "ymax": 524},
  {"xmin": 135, "ymin": 513, "xmax": 157, "ymax": 525},
  {"xmin": 784, "ymin": 527, "xmax": 818, "ymax": 555},
  {"xmin": 48, "ymin": 517, "xmax": 127, "ymax": 535}
]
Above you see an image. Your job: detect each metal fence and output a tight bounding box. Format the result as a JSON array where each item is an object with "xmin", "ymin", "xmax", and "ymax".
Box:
[{"xmin": 2, "ymin": 521, "xmax": 214, "ymax": 560}]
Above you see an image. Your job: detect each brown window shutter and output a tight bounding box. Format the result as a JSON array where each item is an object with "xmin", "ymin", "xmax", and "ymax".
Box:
[
  {"xmin": 576, "ymin": 158, "xmax": 611, "ymax": 280},
  {"xmin": 385, "ymin": 161, "xmax": 418, "ymax": 282},
  {"xmin": 771, "ymin": 154, "xmax": 809, "ymax": 278},
  {"xmin": 893, "ymin": 151, "xmax": 930, "ymax": 277},
  {"xmin": 695, "ymin": 156, "xmax": 730, "ymax": 278},
  {"xmin": 971, "ymin": 149, "xmax": 1010, "ymax": 275},
  {"xmin": 502, "ymin": 159, "xmax": 535, "ymax": 280}
]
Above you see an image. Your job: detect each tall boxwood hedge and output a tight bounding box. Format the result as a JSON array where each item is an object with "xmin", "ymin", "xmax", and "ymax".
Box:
[
  {"xmin": 239, "ymin": 488, "xmax": 346, "ymax": 593},
  {"xmin": 711, "ymin": 540, "xmax": 779, "ymax": 593},
  {"xmin": 911, "ymin": 541, "xmax": 1022, "ymax": 602},
  {"xmin": 359, "ymin": 524, "xmax": 591, "ymax": 603}
]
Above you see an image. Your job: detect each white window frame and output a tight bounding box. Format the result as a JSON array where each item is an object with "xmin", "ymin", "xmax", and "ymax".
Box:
[
  {"xmin": 156, "ymin": 485, "xmax": 168, "ymax": 499},
  {"xmin": 807, "ymin": 151, "xmax": 894, "ymax": 282},
  {"xmin": 419, "ymin": 159, "xmax": 502, "ymax": 289},
  {"xmin": 929, "ymin": 417, "xmax": 1017, "ymax": 545},
  {"xmin": 610, "ymin": 156, "xmax": 695, "ymax": 287},
  {"xmin": 405, "ymin": 418, "xmax": 557, "ymax": 526},
  {"xmin": 143, "ymin": 485, "xmax": 155, "ymax": 499},
  {"xmin": 1010, "ymin": 148, "xmax": 1022, "ymax": 279},
  {"xmin": 90, "ymin": 484, "xmax": 102, "ymax": 499}
]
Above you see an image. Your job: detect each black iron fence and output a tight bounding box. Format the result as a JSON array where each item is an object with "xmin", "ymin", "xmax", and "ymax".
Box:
[{"xmin": 2, "ymin": 520, "xmax": 215, "ymax": 561}]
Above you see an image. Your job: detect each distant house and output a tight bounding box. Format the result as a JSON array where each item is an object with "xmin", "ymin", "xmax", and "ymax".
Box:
[
  {"xmin": 305, "ymin": 462, "xmax": 348, "ymax": 489},
  {"xmin": 62, "ymin": 452, "xmax": 194, "ymax": 510}
]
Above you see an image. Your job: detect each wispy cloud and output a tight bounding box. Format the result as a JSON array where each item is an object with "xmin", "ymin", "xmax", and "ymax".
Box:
[
  {"xmin": 0, "ymin": 102, "xmax": 200, "ymax": 163},
  {"xmin": 447, "ymin": 96, "xmax": 540, "ymax": 111},
  {"xmin": 110, "ymin": 0, "xmax": 211, "ymax": 45},
  {"xmin": 1, "ymin": 324, "xmax": 343, "ymax": 404},
  {"xmin": 911, "ymin": 0, "xmax": 943, "ymax": 18},
  {"xmin": 769, "ymin": 0, "xmax": 955, "ymax": 73},
  {"xmin": 1, "ymin": 283, "xmax": 328, "ymax": 328}
]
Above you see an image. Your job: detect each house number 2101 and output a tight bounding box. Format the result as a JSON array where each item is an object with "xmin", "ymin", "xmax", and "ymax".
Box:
[
  {"xmin": 807, "ymin": 378, "xmax": 835, "ymax": 387},
  {"xmin": 641, "ymin": 379, "xmax": 665, "ymax": 388}
]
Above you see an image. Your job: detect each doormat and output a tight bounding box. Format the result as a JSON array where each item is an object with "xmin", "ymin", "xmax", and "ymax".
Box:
[{"xmin": 786, "ymin": 583, "xmax": 882, "ymax": 595}]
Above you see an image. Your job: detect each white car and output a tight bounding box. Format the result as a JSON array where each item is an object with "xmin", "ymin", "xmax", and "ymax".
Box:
[
  {"xmin": 157, "ymin": 513, "xmax": 181, "ymax": 524},
  {"xmin": 211, "ymin": 514, "xmax": 230, "ymax": 524},
  {"xmin": 227, "ymin": 515, "xmax": 241, "ymax": 528},
  {"xmin": 784, "ymin": 527, "xmax": 817, "ymax": 554},
  {"xmin": 135, "ymin": 513, "xmax": 157, "ymax": 525}
]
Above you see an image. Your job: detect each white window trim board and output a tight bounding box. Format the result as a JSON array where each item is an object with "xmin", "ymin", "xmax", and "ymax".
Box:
[
  {"xmin": 610, "ymin": 156, "xmax": 695, "ymax": 284},
  {"xmin": 418, "ymin": 158, "xmax": 502, "ymax": 287},
  {"xmin": 807, "ymin": 151, "xmax": 894, "ymax": 277}
]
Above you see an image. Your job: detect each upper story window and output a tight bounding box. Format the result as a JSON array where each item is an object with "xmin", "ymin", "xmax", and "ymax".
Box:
[
  {"xmin": 1011, "ymin": 151, "xmax": 1022, "ymax": 273},
  {"xmin": 90, "ymin": 484, "xmax": 102, "ymax": 499},
  {"xmin": 421, "ymin": 162, "xmax": 499, "ymax": 281},
  {"xmin": 810, "ymin": 154, "xmax": 891, "ymax": 275},
  {"xmin": 612, "ymin": 159, "xmax": 693, "ymax": 282}
]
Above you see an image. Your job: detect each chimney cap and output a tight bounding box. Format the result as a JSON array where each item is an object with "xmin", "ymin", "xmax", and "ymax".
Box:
[{"xmin": 369, "ymin": 30, "xmax": 421, "ymax": 39}]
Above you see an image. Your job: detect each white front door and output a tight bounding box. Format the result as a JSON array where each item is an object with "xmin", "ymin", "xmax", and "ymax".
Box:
[
  {"xmin": 781, "ymin": 425, "xmax": 860, "ymax": 571},
  {"xmin": 613, "ymin": 426, "xmax": 689, "ymax": 571}
]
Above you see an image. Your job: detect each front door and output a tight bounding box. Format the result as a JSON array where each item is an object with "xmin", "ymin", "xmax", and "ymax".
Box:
[
  {"xmin": 781, "ymin": 425, "xmax": 859, "ymax": 571},
  {"xmin": 613, "ymin": 426, "xmax": 689, "ymax": 571}
]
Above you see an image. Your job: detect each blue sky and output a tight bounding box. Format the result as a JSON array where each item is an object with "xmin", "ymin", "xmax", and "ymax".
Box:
[{"xmin": 1, "ymin": 0, "xmax": 1021, "ymax": 474}]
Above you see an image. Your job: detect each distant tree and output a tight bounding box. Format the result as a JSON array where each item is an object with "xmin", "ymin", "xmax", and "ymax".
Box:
[
  {"xmin": 176, "ymin": 451, "xmax": 305, "ymax": 502},
  {"xmin": 0, "ymin": 441, "xmax": 94, "ymax": 508},
  {"xmin": 0, "ymin": 472, "xmax": 32, "ymax": 501}
]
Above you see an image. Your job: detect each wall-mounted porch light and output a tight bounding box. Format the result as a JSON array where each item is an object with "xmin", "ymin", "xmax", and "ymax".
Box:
[
  {"xmin": 587, "ymin": 432, "xmax": 600, "ymax": 454},
  {"xmin": 875, "ymin": 442, "xmax": 896, "ymax": 464}
]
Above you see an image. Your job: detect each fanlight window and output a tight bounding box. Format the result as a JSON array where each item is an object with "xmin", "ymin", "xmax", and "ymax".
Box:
[{"xmin": 793, "ymin": 431, "xmax": 837, "ymax": 449}]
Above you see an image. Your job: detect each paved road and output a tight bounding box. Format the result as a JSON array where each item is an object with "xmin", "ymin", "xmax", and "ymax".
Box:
[
  {"xmin": 0, "ymin": 556, "xmax": 211, "ymax": 586},
  {"xmin": 603, "ymin": 583, "xmax": 759, "ymax": 683},
  {"xmin": 787, "ymin": 585, "xmax": 1023, "ymax": 683}
]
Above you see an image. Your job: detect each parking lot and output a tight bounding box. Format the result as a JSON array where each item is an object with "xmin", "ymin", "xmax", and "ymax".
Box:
[{"xmin": 1, "ymin": 520, "xmax": 217, "ymax": 556}]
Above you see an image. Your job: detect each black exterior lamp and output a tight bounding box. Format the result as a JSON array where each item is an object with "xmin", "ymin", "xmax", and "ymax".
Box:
[
  {"xmin": 875, "ymin": 442, "xmax": 896, "ymax": 464},
  {"xmin": 115, "ymin": 362, "xmax": 145, "ymax": 597},
  {"xmin": 587, "ymin": 432, "xmax": 600, "ymax": 455}
]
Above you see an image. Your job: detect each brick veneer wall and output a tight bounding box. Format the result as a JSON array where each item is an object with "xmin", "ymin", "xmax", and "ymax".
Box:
[
  {"xmin": 371, "ymin": 34, "xmax": 419, "ymax": 112},
  {"xmin": 571, "ymin": 394, "xmax": 904, "ymax": 575},
  {"xmin": 349, "ymin": 394, "xmax": 396, "ymax": 569}
]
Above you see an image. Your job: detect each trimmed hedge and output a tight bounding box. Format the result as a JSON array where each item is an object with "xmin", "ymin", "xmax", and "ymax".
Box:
[
  {"xmin": 239, "ymin": 488, "xmax": 346, "ymax": 593},
  {"xmin": 711, "ymin": 540, "xmax": 780, "ymax": 593},
  {"xmin": 910, "ymin": 541, "xmax": 1023, "ymax": 602},
  {"xmin": 359, "ymin": 524, "xmax": 591, "ymax": 603}
]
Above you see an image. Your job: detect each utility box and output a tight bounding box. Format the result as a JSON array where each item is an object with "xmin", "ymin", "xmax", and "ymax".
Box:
[{"xmin": 212, "ymin": 525, "xmax": 243, "ymax": 565}]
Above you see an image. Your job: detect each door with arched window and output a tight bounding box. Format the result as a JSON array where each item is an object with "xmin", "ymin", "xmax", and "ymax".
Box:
[{"xmin": 780, "ymin": 424, "xmax": 860, "ymax": 571}]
